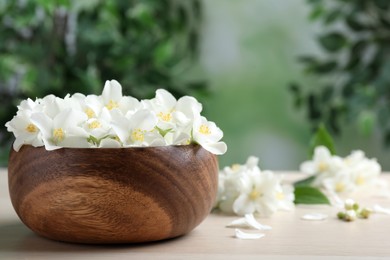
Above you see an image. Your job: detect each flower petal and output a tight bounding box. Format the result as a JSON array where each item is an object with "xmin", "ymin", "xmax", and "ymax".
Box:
[
  {"xmin": 102, "ymin": 80, "xmax": 122, "ymax": 103},
  {"xmin": 99, "ymin": 138, "xmax": 122, "ymax": 148},
  {"xmin": 226, "ymin": 214, "xmax": 272, "ymax": 231},
  {"xmin": 155, "ymin": 89, "xmax": 177, "ymax": 110},
  {"xmin": 244, "ymin": 214, "xmax": 272, "ymax": 230},
  {"xmin": 201, "ymin": 142, "xmax": 227, "ymax": 155},
  {"xmin": 301, "ymin": 213, "xmax": 328, "ymax": 221},
  {"xmin": 30, "ymin": 112, "xmax": 53, "ymax": 138},
  {"xmin": 373, "ymin": 204, "xmax": 390, "ymax": 215},
  {"xmin": 235, "ymin": 229, "xmax": 265, "ymax": 240}
]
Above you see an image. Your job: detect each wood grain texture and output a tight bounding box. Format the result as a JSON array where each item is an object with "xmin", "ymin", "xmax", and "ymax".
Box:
[{"xmin": 8, "ymin": 144, "xmax": 218, "ymax": 244}]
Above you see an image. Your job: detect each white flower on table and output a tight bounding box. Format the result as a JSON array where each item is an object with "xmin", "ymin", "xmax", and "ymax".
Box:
[
  {"xmin": 300, "ymin": 146, "xmax": 336, "ymax": 175},
  {"xmin": 30, "ymin": 109, "xmax": 90, "ymax": 150},
  {"xmin": 217, "ymin": 166, "xmax": 242, "ymax": 214},
  {"xmin": 233, "ymin": 170, "xmax": 293, "ymax": 216},
  {"xmin": 300, "ymin": 146, "xmax": 382, "ymax": 194},
  {"xmin": 349, "ymin": 155, "xmax": 381, "ymax": 187},
  {"xmin": 323, "ymin": 169, "xmax": 355, "ymax": 193},
  {"xmin": 216, "ymin": 156, "xmax": 294, "ymax": 216}
]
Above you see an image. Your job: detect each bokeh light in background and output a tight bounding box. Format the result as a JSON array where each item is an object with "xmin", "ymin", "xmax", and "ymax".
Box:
[
  {"xmin": 199, "ymin": 0, "xmax": 314, "ymax": 169},
  {"xmin": 197, "ymin": 0, "xmax": 390, "ymax": 170}
]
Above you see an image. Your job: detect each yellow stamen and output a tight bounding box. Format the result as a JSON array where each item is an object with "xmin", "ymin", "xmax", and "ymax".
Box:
[
  {"xmin": 26, "ymin": 123, "xmax": 37, "ymax": 133},
  {"xmin": 88, "ymin": 121, "xmax": 101, "ymax": 129},
  {"xmin": 157, "ymin": 112, "xmax": 173, "ymax": 122},
  {"xmin": 249, "ymin": 190, "xmax": 261, "ymax": 200},
  {"xmin": 106, "ymin": 100, "xmax": 119, "ymax": 110},
  {"xmin": 85, "ymin": 108, "xmax": 95, "ymax": 119},
  {"xmin": 335, "ymin": 182, "xmax": 345, "ymax": 193},
  {"xmin": 199, "ymin": 124, "xmax": 211, "ymax": 135},
  {"xmin": 318, "ymin": 161, "xmax": 328, "ymax": 172},
  {"xmin": 276, "ymin": 192, "xmax": 285, "ymax": 200},
  {"xmin": 355, "ymin": 176, "xmax": 365, "ymax": 186},
  {"xmin": 131, "ymin": 128, "xmax": 145, "ymax": 142},
  {"xmin": 53, "ymin": 128, "xmax": 65, "ymax": 143},
  {"xmin": 231, "ymin": 164, "xmax": 241, "ymax": 172}
]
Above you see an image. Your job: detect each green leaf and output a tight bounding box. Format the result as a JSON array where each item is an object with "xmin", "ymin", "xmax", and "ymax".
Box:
[
  {"xmin": 357, "ymin": 110, "xmax": 375, "ymax": 136},
  {"xmin": 294, "ymin": 176, "xmax": 316, "ymax": 187},
  {"xmin": 309, "ymin": 123, "xmax": 335, "ymax": 156},
  {"xmin": 155, "ymin": 126, "xmax": 172, "ymax": 137},
  {"xmin": 318, "ymin": 32, "xmax": 347, "ymax": 52},
  {"xmin": 294, "ymin": 186, "xmax": 330, "ymax": 205},
  {"xmin": 309, "ymin": 5, "xmax": 325, "ymax": 21}
]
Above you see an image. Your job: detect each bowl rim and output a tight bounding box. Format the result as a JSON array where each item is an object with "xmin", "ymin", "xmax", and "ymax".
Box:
[{"xmin": 12, "ymin": 143, "xmax": 204, "ymax": 152}]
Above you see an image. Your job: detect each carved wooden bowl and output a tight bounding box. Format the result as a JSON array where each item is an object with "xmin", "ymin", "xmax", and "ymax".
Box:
[{"xmin": 8, "ymin": 144, "xmax": 218, "ymax": 244}]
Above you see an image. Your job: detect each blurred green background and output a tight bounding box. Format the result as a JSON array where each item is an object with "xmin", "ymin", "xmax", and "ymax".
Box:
[{"xmin": 2, "ymin": 0, "xmax": 390, "ymax": 170}]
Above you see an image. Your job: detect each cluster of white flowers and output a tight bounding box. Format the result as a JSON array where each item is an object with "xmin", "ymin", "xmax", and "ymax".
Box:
[
  {"xmin": 215, "ymin": 156, "xmax": 294, "ymax": 216},
  {"xmin": 6, "ymin": 80, "xmax": 227, "ymax": 155},
  {"xmin": 300, "ymin": 146, "xmax": 381, "ymax": 193}
]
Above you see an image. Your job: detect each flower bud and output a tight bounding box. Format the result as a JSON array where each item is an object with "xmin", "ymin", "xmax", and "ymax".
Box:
[
  {"xmin": 344, "ymin": 199, "xmax": 356, "ymax": 210},
  {"xmin": 344, "ymin": 210, "xmax": 357, "ymax": 222},
  {"xmin": 359, "ymin": 208, "xmax": 372, "ymax": 219}
]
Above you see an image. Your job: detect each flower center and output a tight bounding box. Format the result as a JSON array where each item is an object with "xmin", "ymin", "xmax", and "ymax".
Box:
[
  {"xmin": 106, "ymin": 100, "xmax": 119, "ymax": 110},
  {"xmin": 231, "ymin": 164, "xmax": 241, "ymax": 172},
  {"xmin": 157, "ymin": 112, "xmax": 172, "ymax": 122},
  {"xmin": 26, "ymin": 123, "xmax": 37, "ymax": 133},
  {"xmin": 318, "ymin": 161, "xmax": 328, "ymax": 172},
  {"xmin": 53, "ymin": 128, "xmax": 65, "ymax": 143},
  {"xmin": 85, "ymin": 108, "xmax": 95, "ymax": 119},
  {"xmin": 249, "ymin": 190, "xmax": 262, "ymax": 200},
  {"xmin": 199, "ymin": 124, "xmax": 211, "ymax": 135},
  {"xmin": 88, "ymin": 120, "xmax": 101, "ymax": 129},
  {"xmin": 355, "ymin": 175, "xmax": 365, "ymax": 185},
  {"xmin": 335, "ymin": 182, "xmax": 345, "ymax": 193},
  {"xmin": 131, "ymin": 128, "xmax": 145, "ymax": 142},
  {"xmin": 276, "ymin": 192, "xmax": 285, "ymax": 200}
]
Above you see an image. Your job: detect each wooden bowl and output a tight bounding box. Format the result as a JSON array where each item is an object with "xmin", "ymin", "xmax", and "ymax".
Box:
[{"xmin": 8, "ymin": 144, "xmax": 218, "ymax": 244}]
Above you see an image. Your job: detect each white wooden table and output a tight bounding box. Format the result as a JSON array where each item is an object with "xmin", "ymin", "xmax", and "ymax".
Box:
[{"xmin": 1, "ymin": 169, "xmax": 390, "ymax": 259}]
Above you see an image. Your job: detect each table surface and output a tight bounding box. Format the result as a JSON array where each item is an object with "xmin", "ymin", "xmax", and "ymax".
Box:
[{"xmin": 1, "ymin": 168, "xmax": 390, "ymax": 260}]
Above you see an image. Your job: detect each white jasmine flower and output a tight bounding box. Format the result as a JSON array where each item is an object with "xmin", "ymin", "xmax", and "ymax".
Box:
[
  {"xmin": 350, "ymin": 158, "xmax": 381, "ymax": 187},
  {"xmin": 300, "ymin": 146, "xmax": 334, "ymax": 175},
  {"xmin": 6, "ymin": 110, "xmax": 44, "ymax": 151},
  {"xmin": 215, "ymin": 156, "xmax": 294, "ymax": 216},
  {"xmin": 300, "ymin": 146, "xmax": 381, "ymax": 194},
  {"xmin": 111, "ymin": 109, "xmax": 164, "ymax": 147},
  {"xmin": 101, "ymin": 80, "xmax": 140, "ymax": 114},
  {"xmin": 6, "ymin": 80, "xmax": 227, "ymax": 155},
  {"xmin": 192, "ymin": 116, "xmax": 227, "ymax": 155},
  {"xmin": 82, "ymin": 108, "xmax": 113, "ymax": 142},
  {"xmin": 31, "ymin": 109, "xmax": 90, "ymax": 150},
  {"xmin": 233, "ymin": 170, "xmax": 290, "ymax": 216},
  {"xmin": 6, "ymin": 98, "xmax": 45, "ymax": 151},
  {"xmin": 322, "ymin": 169, "xmax": 355, "ymax": 193},
  {"xmin": 142, "ymin": 89, "xmax": 177, "ymax": 129}
]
